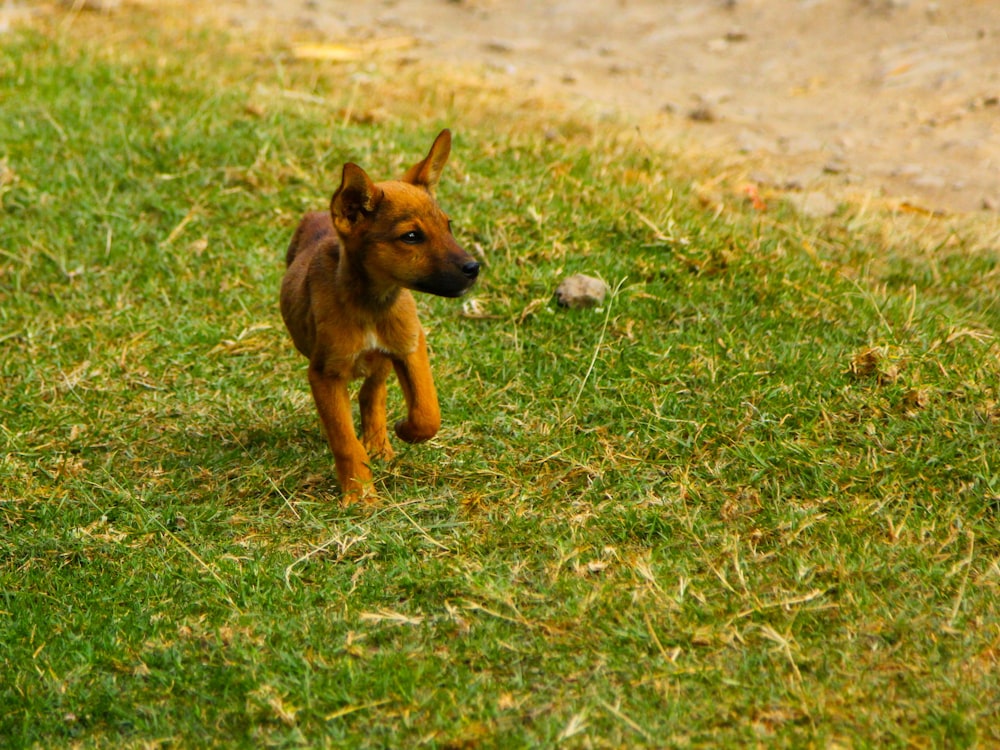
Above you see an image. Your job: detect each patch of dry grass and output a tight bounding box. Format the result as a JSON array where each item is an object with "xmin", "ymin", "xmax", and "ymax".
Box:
[{"xmin": 1, "ymin": 4, "xmax": 999, "ymax": 747}]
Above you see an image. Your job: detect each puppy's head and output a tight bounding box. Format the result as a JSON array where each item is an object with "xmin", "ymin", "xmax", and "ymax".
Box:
[{"xmin": 331, "ymin": 129, "xmax": 479, "ymax": 298}]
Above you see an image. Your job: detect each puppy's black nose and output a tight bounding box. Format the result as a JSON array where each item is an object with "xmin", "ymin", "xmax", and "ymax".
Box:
[{"xmin": 462, "ymin": 261, "xmax": 480, "ymax": 280}]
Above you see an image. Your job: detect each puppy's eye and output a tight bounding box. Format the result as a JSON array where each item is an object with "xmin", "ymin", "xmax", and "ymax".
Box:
[{"xmin": 399, "ymin": 230, "xmax": 425, "ymax": 245}]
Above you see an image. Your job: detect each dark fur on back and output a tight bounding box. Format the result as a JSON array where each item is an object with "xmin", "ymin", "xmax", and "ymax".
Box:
[{"xmin": 285, "ymin": 212, "xmax": 335, "ymax": 267}]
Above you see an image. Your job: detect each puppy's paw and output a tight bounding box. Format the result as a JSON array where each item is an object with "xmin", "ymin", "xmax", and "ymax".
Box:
[
  {"xmin": 342, "ymin": 478, "xmax": 378, "ymax": 505},
  {"xmin": 394, "ymin": 417, "xmax": 439, "ymax": 444}
]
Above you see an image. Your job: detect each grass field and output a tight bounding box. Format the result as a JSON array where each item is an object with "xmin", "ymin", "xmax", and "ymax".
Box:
[{"xmin": 2, "ymin": 5, "xmax": 999, "ymax": 747}]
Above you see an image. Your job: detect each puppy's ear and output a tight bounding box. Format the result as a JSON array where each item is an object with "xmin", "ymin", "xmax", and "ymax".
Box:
[
  {"xmin": 331, "ymin": 163, "xmax": 382, "ymax": 232},
  {"xmin": 401, "ymin": 129, "xmax": 451, "ymax": 194}
]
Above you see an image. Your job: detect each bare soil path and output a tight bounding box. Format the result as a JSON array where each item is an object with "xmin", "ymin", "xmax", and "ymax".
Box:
[
  {"xmin": 212, "ymin": 0, "xmax": 1000, "ymax": 215},
  {"xmin": 12, "ymin": 0, "xmax": 1000, "ymax": 214}
]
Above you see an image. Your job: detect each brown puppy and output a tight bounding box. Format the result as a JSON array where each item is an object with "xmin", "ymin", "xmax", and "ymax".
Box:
[{"xmin": 280, "ymin": 130, "xmax": 479, "ymax": 501}]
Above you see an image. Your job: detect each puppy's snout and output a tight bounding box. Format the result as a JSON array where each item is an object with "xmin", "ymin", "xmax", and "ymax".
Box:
[{"xmin": 462, "ymin": 261, "xmax": 480, "ymax": 280}]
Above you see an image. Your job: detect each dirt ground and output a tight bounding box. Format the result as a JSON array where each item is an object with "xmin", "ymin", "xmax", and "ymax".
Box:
[{"xmin": 12, "ymin": 0, "xmax": 1000, "ymax": 214}]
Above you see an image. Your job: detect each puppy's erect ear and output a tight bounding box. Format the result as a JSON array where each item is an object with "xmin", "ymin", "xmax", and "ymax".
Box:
[
  {"xmin": 331, "ymin": 163, "xmax": 382, "ymax": 232},
  {"xmin": 401, "ymin": 129, "xmax": 452, "ymax": 194}
]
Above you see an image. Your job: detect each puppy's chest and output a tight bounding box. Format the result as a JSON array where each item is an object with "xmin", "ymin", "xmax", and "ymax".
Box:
[
  {"xmin": 362, "ymin": 328, "xmax": 389, "ymax": 355},
  {"xmin": 350, "ymin": 325, "xmax": 415, "ymax": 377}
]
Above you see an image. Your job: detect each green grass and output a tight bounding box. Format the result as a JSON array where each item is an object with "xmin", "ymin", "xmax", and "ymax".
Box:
[{"xmin": 2, "ymin": 6, "xmax": 1000, "ymax": 747}]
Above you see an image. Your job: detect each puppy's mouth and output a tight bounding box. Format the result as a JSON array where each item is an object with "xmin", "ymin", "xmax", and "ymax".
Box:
[
  {"xmin": 413, "ymin": 275, "xmax": 478, "ymax": 298},
  {"xmin": 412, "ymin": 260, "xmax": 480, "ymax": 298}
]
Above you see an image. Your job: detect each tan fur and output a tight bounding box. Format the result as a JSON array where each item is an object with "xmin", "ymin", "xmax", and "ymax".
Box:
[{"xmin": 280, "ymin": 130, "xmax": 479, "ymax": 501}]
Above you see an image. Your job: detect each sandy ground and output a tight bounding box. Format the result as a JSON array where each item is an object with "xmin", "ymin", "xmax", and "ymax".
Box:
[
  {"xmin": 211, "ymin": 0, "xmax": 1000, "ymax": 215},
  {"xmin": 9, "ymin": 0, "xmax": 1000, "ymax": 214}
]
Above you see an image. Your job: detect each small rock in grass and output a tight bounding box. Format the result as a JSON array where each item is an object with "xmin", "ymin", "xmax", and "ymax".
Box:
[{"xmin": 555, "ymin": 274, "xmax": 609, "ymax": 309}]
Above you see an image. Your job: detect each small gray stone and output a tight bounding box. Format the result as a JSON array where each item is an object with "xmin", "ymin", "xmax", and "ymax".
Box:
[{"xmin": 555, "ymin": 274, "xmax": 609, "ymax": 309}]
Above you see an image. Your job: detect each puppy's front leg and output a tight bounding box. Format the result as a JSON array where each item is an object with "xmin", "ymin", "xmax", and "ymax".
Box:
[
  {"xmin": 307, "ymin": 366, "xmax": 373, "ymax": 500},
  {"xmin": 359, "ymin": 360, "xmax": 395, "ymax": 460},
  {"xmin": 391, "ymin": 329, "xmax": 441, "ymax": 444}
]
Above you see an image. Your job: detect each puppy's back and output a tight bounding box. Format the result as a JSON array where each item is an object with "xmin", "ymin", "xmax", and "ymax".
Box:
[
  {"xmin": 281, "ymin": 212, "xmax": 341, "ymax": 360},
  {"xmin": 285, "ymin": 211, "xmax": 336, "ymax": 268}
]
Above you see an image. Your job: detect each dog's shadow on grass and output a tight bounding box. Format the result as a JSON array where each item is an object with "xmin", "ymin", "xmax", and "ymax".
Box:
[
  {"xmin": 93, "ymin": 413, "xmax": 322, "ymax": 506},
  {"xmin": 120, "ymin": 412, "xmax": 457, "ymax": 513}
]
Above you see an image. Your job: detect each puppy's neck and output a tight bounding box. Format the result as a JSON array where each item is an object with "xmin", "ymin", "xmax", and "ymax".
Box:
[{"xmin": 336, "ymin": 239, "xmax": 402, "ymax": 313}]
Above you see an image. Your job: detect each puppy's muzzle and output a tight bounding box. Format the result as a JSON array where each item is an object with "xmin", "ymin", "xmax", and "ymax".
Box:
[{"xmin": 417, "ymin": 256, "xmax": 480, "ymax": 298}]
